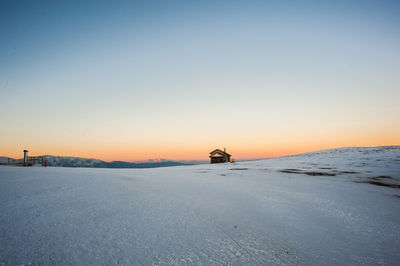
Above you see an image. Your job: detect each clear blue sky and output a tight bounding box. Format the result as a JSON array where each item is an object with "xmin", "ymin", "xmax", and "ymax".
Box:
[{"xmin": 1, "ymin": 0, "xmax": 399, "ymax": 160}]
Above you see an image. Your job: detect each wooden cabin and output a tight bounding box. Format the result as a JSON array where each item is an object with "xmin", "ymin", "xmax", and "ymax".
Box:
[{"xmin": 209, "ymin": 148, "xmax": 231, "ymax": 164}]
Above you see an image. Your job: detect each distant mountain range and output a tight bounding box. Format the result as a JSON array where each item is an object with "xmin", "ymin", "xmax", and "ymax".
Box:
[{"xmin": 0, "ymin": 155, "xmax": 207, "ymax": 168}]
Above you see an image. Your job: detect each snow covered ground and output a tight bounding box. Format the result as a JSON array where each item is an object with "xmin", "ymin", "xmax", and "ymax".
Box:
[{"xmin": 0, "ymin": 146, "xmax": 399, "ymax": 265}]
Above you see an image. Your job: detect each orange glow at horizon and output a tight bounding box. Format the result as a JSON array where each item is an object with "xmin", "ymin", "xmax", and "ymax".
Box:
[
  {"xmin": 2, "ymin": 132, "xmax": 398, "ymax": 162},
  {"xmin": 2, "ymin": 99, "xmax": 399, "ymax": 162}
]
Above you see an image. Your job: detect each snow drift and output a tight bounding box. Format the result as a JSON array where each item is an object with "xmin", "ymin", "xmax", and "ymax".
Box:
[{"xmin": 0, "ymin": 146, "xmax": 399, "ymax": 265}]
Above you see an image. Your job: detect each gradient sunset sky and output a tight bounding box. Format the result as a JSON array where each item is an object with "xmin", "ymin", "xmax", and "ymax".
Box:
[{"xmin": 1, "ymin": 0, "xmax": 399, "ymax": 161}]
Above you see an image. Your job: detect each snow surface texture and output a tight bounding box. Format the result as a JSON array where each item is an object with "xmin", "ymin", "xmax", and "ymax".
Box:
[{"xmin": 0, "ymin": 146, "xmax": 399, "ymax": 265}]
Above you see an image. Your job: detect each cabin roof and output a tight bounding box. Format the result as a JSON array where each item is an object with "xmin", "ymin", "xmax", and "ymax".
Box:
[{"xmin": 209, "ymin": 149, "xmax": 231, "ymax": 157}]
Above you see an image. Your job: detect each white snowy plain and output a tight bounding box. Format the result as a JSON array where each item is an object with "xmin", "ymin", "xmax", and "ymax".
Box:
[{"xmin": 1, "ymin": 146, "xmax": 400, "ymax": 265}]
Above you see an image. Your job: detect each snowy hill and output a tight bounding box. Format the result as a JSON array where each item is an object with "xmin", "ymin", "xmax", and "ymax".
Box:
[
  {"xmin": 0, "ymin": 156, "xmax": 21, "ymax": 164},
  {"xmin": 0, "ymin": 155, "xmax": 192, "ymax": 168},
  {"xmin": 42, "ymin": 155, "xmax": 192, "ymax": 168},
  {"xmin": 0, "ymin": 146, "xmax": 399, "ymax": 265}
]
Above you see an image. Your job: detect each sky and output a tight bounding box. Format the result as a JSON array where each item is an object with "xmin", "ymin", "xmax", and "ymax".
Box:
[{"xmin": 1, "ymin": 0, "xmax": 399, "ymax": 161}]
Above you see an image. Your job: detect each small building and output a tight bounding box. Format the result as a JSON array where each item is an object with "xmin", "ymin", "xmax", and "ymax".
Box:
[
  {"xmin": 209, "ymin": 148, "xmax": 231, "ymax": 164},
  {"xmin": 22, "ymin": 150, "xmax": 47, "ymax": 167}
]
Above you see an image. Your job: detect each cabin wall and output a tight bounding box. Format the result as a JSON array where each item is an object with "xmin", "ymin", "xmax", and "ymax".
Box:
[
  {"xmin": 210, "ymin": 156, "xmax": 231, "ymax": 163},
  {"xmin": 211, "ymin": 157, "xmax": 224, "ymax": 163}
]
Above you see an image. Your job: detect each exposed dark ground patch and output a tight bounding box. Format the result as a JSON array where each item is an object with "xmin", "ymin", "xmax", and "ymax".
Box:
[
  {"xmin": 355, "ymin": 180, "xmax": 400, "ymax": 189},
  {"xmin": 303, "ymin": 171, "xmax": 336, "ymax": 176},
  {"xmin": 394, "ymin": 195, "xmax": 400, "ymax": 199},
  {"xmin": 280, "ymin": 169, "xmax": 301, "ymax": 173},
  {"xmin": 376, "ymin": 175, "xmax": 392, "ymax": 179},
  {"xmin": 335, "ymin": 171, "xmax": 359, "ymax": 174},
  {"xmin": 341, "ymin": 171, "xmax": 359, "ymax": 174},
  {"xmin": 279, "ymin": 169, "xmax": 336, "ymax": 176},
  {"xmin": 354, "ymin": 176, "xmax": 400, "ymax": 189},
  {"xmin": 369, "ymin": 176, "xmax": 393, "ymax": 181},
  {"xmin": 281, "ymin": 169, "xmax": 359, "ymax": 175},
  {"xmin": 230, "ymin": 168, "xmax": 249, "ymax": 170}
]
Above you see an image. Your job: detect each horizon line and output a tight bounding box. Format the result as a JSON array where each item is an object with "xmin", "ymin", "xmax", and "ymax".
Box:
[{"xmin": 2, "ymin": 144, "xmax": 398, "ymax": 163}]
